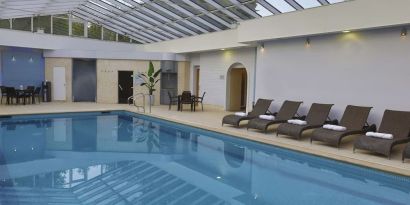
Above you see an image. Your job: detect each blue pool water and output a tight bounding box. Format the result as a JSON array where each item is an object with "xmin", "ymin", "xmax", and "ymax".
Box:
[{"xmin": 0, "ymin": 111, "xmax": 409, "ymax": 205}]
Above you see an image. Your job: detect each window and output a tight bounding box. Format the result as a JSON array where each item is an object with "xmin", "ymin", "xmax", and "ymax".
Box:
[
  {"xmin": 295, "ymin": 0, "xmax": 321, "ymax": 9},
  {"xmin": 255, "ymin": 3, "xmax": 272, "ymax": 17},
  {"xmin": 87, "ymin": 22, "xmax": 102, "ymax": 40},
  {"xmin": 12, "ymin": 17, "xmax": 31, "ymax": 31},
  {"xmin": 0, "ymin": 19, "xmax": 10, "ymax": 29},
  {"xmin": 103, "ymin": 28, "xmax": 116, "ymax": 41},
  {"xmin": 265, "ymin": 0, "xmax": 296, "ymax": 13},
  {"xmin": 131, "ymin": 39, "xmax": 142, "ymax": 44},
  {"xmin": 118, "ymin": 34, "xmax": 130, "ymax": 42},
  {"xmin": 33, "ymin": 16, "xmax": 51, "ymax": 33},
  {"xmin": 72, "ymin": 16, "xmax": 84, "ymax": 37},
  {"xmin": 53, "ymin": 14, "xmax": 69, "ymax": 35}
]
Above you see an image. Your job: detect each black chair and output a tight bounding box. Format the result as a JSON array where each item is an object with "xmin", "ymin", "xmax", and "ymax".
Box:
[
  {"xmin": 33, "ymin": 87, "xmax": 41, "ymax": 104},
  {"xmin": 179, "ymin": 91, "xmax": 194, "ymax": 112},
  {"xmin": 23, "ymin": 86, "xmax": 35, "ymax": 104},
  {"xmin": 194, "ymin": 92, "xmax": 206, "ymax": 111},
  {"xmin": 6, "ymin": 87, "xmax": 17, "ymax": 104},
  {"xmin": 168, "ymin": 91, "xmax": 178, "ymax": 110},
  {"xmin": 0, "ymin": 86, "xmax": 7, "ymax": 104}
]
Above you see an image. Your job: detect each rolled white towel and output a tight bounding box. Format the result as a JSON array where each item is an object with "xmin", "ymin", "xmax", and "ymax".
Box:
[
  {"xmin": 323, "ymin": 124, "xmax": 347, "ymax": 131},
  {"xmin": 366, "ymin": 132, "xmax": 393, "ymax": 140},
  {"xmin": 235, "ymin": 112, "xmax": 247, "ymax": 117},
  {"xmin": 287, "ymin": 119, "xmax": 307, "ymax": 125},
  {"xmin": 259, "ymin": 115, "xmax": 275, "ymax": 120}
]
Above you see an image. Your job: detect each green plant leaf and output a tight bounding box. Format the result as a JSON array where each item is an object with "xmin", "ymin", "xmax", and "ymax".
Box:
[
  {"xmin": 148, "ymin": 61, "xmax": 154, "ymax": 76},
  {"xmin": 140, "ymin": 83, "xmax": 146, "ymax": 86},
  {"xmin": 149, "ymin": 76, "xmax": 154, "ymax": 83},
  {"xmin": 153, "ymin": 69, "xmax": 162, "ymax": 78},
  {"xmin": 151, "ymin": 89, "xmax": 156, "ymax": 92}
]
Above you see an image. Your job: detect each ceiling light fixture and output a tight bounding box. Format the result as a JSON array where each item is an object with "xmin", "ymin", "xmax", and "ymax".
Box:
[
  {"xmin": 401, "ymin": 28, "xmax": 407, "ymax": 37},
  {"xmin": 342, "ymin": 30, "xmax": 351, "ymax": 33},
  {"xmin": 305, "ymin": 37, "xmax": 311, "ymax": 47},
  {"xmin": 220, "ymin": 48, "xmax": 225, "ymax": 51}
]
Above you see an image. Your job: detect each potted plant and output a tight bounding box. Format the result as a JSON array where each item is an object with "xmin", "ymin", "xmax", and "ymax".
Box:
[{"xmin": 138, "ymin": 61, "xmax": 161, "ymax": 105}]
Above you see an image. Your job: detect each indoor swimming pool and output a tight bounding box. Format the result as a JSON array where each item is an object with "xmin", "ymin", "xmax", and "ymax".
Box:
[{"xmin": 0, "ymin": 111, "xmax": 409, "ymax": 205}]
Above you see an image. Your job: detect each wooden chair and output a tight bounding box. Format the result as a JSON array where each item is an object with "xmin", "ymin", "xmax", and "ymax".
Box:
[
  {"xmin": 194, "ymin": 92, "xmax": 206, "ymax": 111},
  {"xmin": 180, "ymin": 91, "xmax": 194, "ymax": 111},
  {"xmin": 168, "ymin": 91, "xmax": 178, "ymax": 110}
]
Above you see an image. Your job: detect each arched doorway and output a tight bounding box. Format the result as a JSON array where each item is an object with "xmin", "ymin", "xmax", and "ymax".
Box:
[{"xmin": 226, "ymin": 63, "xmax": 248, "ymax": 111}]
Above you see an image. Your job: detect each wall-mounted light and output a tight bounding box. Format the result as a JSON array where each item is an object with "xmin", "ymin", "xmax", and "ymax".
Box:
[
  {"xmin": 29, "ymin": 57, "xmax": 33, "ymax": 63},
  {"xmin": 260, "ymin": 43, "xmax": 265, "ymax": 51},
  {"xmin": 11, "ymin": 56, "xmax": 16, "ymax": 62},
  {"xmin": 401, "ymin": 28, "xmax": 407, "ymax": 37},
  {"xmin": 342, "ymin": 30, "xmax": 351, "ymax": 33},
  {"xmin": 305, "ymin": 37, "xmax": 311, "ymax": 47},
  {"xmin": 220, "ymin": 48, "xmax": 225, "ymax": 51}
]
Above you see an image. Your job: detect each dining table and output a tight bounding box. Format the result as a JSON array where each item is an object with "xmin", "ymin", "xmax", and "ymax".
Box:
[{"xmin": 177, "ymin": 94, "xmax": 197, "ymax": 111}]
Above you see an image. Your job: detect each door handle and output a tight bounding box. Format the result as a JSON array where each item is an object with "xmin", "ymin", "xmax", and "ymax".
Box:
[{"xmin": 119, "ymin": 84, "xmax": 123, "ymax": 91}]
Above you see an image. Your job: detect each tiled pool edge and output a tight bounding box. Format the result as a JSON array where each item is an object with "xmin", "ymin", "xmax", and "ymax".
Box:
[
  {"xmin": 1, "ymin": 107, "xmax": 409, "ymax": 177},
  {"xmin": 130, "ymin": 110, "xmax": 410, "ymax": 177}
]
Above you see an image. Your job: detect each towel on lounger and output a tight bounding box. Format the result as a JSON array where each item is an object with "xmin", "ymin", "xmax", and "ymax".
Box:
[
  {"xmin": 235, "ymin": 112, "xmax": 247, "ymax": 117},
  {"xmin": 366, "ymin": 132, "xmax": 393, "ymax": 140},
  {"xmin": 259, "ymin": 115, "xmax": 275, "ymax": 120},
  {"xmin": 323, "ymin": 124, "xmax": 347, "ymax": 131},
  {"xmin": 287, "ymin": 119, "xmax": 307, "ymax": 125}
]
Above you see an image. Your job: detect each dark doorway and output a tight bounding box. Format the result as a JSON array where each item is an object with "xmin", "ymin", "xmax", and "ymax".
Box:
[
  {"xmin": 118, "ymin": 71, "xmax": 133, "ymax": 104},
  {"xmin": 72, "ymin": 59, "xmax": 97, "ymax": 102}
]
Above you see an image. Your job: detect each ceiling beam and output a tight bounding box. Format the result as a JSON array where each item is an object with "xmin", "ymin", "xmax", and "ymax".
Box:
[
  {"xmin": 284, "ymin": 0, "xmax": 303, "ymax": 10},
  {"xmin": 257, "ymin": 0, "xmax": 281, "ymax": 15},
  {"xmin": 181, "ymin": 0, "xmax": 233, "ymax": 28}
]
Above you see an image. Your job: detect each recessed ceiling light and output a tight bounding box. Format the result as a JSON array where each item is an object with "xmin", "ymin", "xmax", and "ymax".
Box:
[
  {"xmin": 342, "ymin": 30, "xmax": 351, "ymax": 33},
  {"xmin": 216, "ymin": 176, "xmax": 222, "ymax": 179},
  {"xmin": 220, "ymin": 49, "xmax": 225, "ymax": 51}
]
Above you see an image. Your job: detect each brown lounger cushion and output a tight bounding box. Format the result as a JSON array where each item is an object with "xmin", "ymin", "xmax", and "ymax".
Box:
[
  {"xmin": 354, "ymin": 110, "xmax": 410, "ymax": 157},
  {"xmin": 247, "ymin": 100, "xmax": 303, "ymax": 132},
  {"xmin": 277, "ymin": 103, "xmax": 333, "ymax": 139},
  {"xmin": 222, "ymin": 98, "xmax": 273, "ymax": 127},
  {"xmin": 311, "ymin": 105, "xmax": 372, "ymax": 147},
  {"xmin": 403, "ymin": 144, "xmax": 410, "ymax": 161}
]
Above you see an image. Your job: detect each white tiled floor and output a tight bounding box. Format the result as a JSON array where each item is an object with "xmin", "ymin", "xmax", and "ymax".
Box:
[{"xmin": 1, "ymin": 102, "xmax": 409, "ymax": 176}]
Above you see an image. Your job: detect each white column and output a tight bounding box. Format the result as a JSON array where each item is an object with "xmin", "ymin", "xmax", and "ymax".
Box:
[
  {"xmin": 84, "ymin": 21, "xmax": 88, "ymax": 37},
  {"xmin": 50, "ymin": 16, "xmax": 53, "ymax": 34},
  {"xmin": 68, "ymin": 14, "xmax": 72, "ymax": 36},
  {"xmin": 31, "ymin": 16, "xmax": 34, "ymax": 32}
]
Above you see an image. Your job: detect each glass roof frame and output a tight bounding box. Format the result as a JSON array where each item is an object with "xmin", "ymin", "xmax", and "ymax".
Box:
[{"xmin": 0, "ymin": 0, "xmax": 347, "ymax": 44}]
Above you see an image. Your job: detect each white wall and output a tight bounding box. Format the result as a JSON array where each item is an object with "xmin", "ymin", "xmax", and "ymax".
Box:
[
  {"xmin": 189, "ymin": 47, "xmax": 256, "ymax": 111},
  {"xmin": 255, "ymin": 27, "xmax": 410, "ymax": 125},
  {"xmin": 0, "ymin": 28, "xmax": 143, "ymax": 52}
]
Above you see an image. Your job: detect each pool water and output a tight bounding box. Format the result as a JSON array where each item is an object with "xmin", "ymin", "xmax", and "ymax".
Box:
[{"xmin": 0, "ymin": 111, "xmax": 409, "ymax": 205}]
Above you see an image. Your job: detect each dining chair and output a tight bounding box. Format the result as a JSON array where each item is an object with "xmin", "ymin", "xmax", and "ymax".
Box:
[
  {"xmin": 33, "ymin": 87, "xmax": 41, "ymax": 104},
  {"xmin": 180, "ymin": 91, "xmax": 194, "ymax": 111},
  {"xmin": 0, "ymin": 86, "xmax": 7, "ymax": 104},
  {"xmin": 194, "ymin": 92, "xmax": 206, "ymax": 111},
  {"xmin": 6, "ymin": 87, "xmax": 17, "ymax": 105},
  {"xmin": 168, "ymin": 91, "xmax": 178, "ymax": 110}
]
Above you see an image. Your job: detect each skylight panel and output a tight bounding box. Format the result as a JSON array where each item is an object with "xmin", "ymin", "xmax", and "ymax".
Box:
[
  {"xmin": 327, "ymin": 0, "xmax": 345, "ymax": 3},
  {"xmin": 265, "ymin": 0, "xmax": 296, "ymax": 13},
  {"xmin": 255, "ymin": 3, "xmax": 273, "ymax": 17},
  {"xmin": 89, "ymin": 1, "xmax": 108, "ymax": 10},
  {"xmin": 132, "ymin": 0, "xmax": 143, "ymax": 4},
  {"xmin": 295, "ymin": 0, "xmax": 321, "ymax": 9},
  {"xmin": 117, "ymin": 0, "xmax": 133, "ymax": 8}
]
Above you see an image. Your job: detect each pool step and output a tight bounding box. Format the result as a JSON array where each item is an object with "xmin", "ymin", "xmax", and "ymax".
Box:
[
  {"xmin": 0, "ymin": 187, "xmax": 81, "ymax": 205},
  {"xmin": 70, "ymin": 161, "xmax": 228, "ymax": 205}
]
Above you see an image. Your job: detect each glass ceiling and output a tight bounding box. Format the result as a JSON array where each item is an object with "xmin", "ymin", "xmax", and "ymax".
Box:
[{"xmin": 0, "ymin": 0, "xmax": 347, "ymax": 44}]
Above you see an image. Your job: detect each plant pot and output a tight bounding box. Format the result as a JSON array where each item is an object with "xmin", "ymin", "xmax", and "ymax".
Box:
[{"xmin": 147, "ymin": 95, "xmax": 155, "ymax": 106}]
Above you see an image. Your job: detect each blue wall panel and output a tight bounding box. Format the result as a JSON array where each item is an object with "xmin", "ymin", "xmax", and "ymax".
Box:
[{"xmin": 1, "ymin": 48, "xmax": 45, "ymax": 87}]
